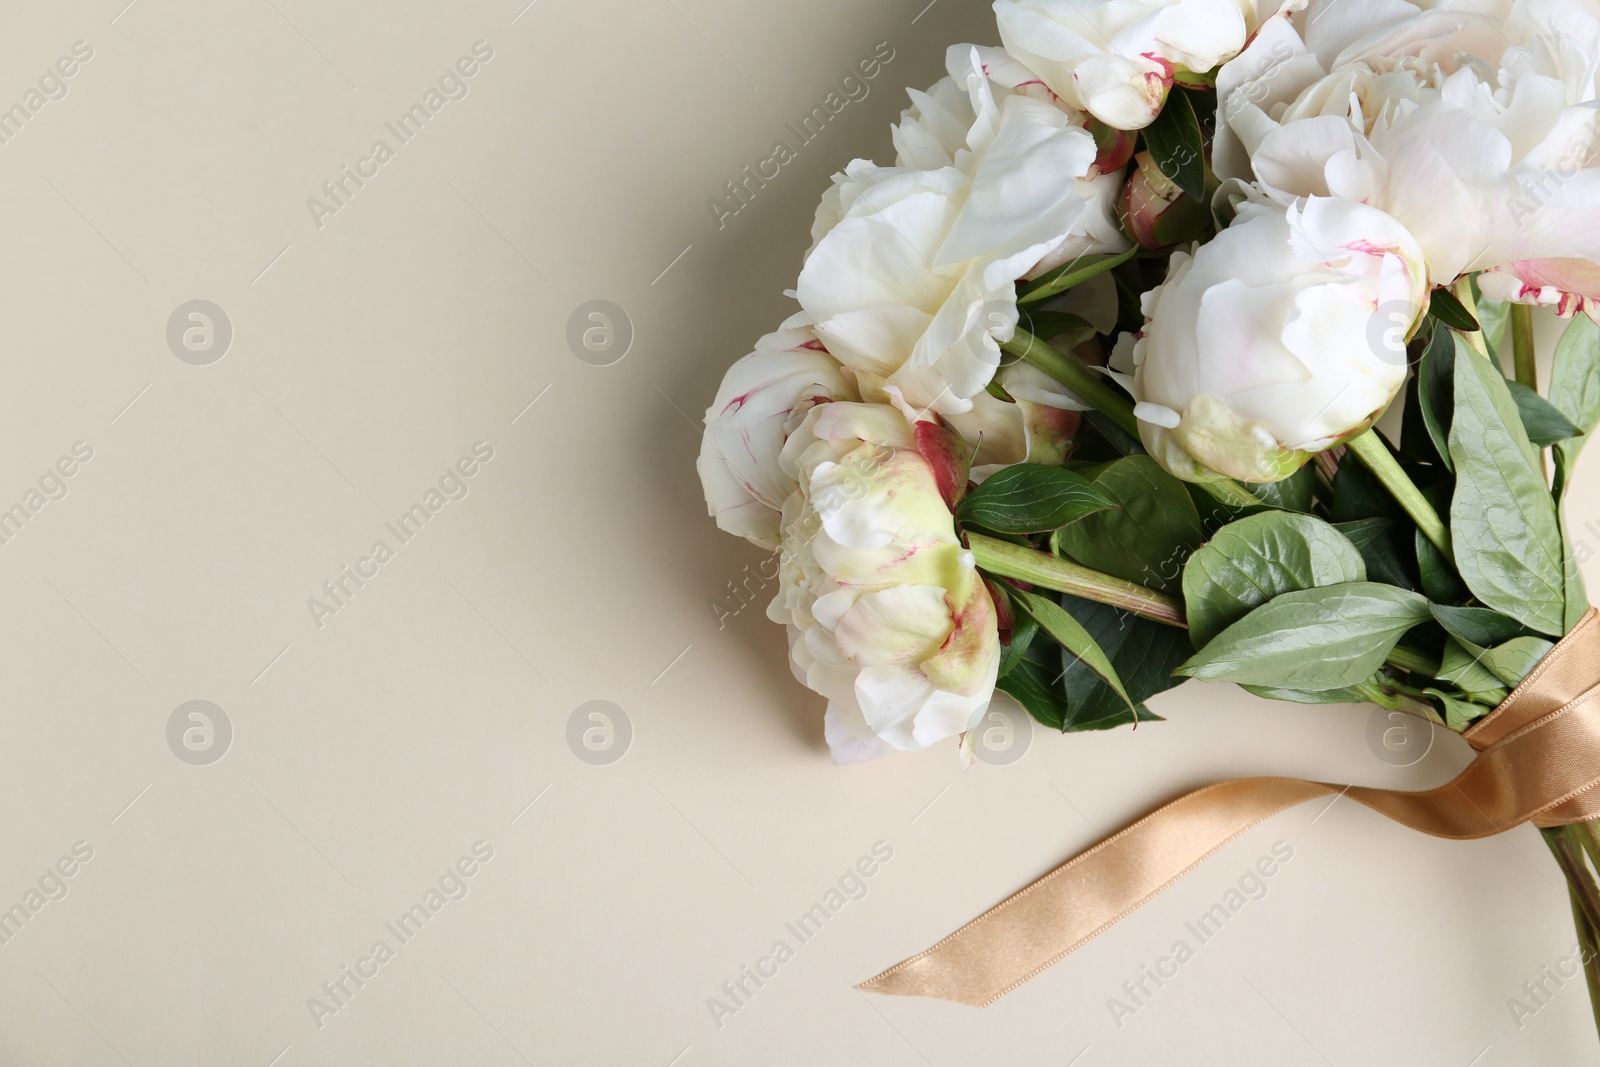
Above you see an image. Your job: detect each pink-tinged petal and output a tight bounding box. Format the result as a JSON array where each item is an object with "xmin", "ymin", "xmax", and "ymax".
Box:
[
  {"xmin": 1481, "ymin": 259, "xmax": 1600, "ymax": 319},
  {"xmin": 922, "ymin": 561, "xmax": 1001, "ymax": 696},
  {"xmin": 913, "ymin": 418, "xmax": 972, "ymax": 511},
  {"xmin": 699, "ymin": 332, "xmax": 855, "ymax": 548},
  {"xmin": 984, "ymin": 575, "xmax": 1016, "ymax": 646},
  {"xmin": 1088, "ymin": 117, "xmax": 1137, "ymax": 174}
]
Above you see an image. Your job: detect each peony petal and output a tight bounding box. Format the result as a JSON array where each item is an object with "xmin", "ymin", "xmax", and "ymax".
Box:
[{"xmin": 824, "ymin": 704, "xmax": 898, "ymax": 764}]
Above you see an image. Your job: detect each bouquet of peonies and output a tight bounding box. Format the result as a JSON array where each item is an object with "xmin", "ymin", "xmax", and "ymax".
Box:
[{"xmin": 699, "ymin": 0, "xmax": 1600, "ymax": 1028}]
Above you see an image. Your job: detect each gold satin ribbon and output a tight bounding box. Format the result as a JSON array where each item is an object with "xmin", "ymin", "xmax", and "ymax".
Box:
[{"xmin": 859, "ymin": 608, "xmax": 1600, "ymax": 1007}]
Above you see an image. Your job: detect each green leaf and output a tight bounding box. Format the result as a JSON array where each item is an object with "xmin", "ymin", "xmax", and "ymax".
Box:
[
  {"xmin": 1551, "ymin": 314, "xmax": 1600, "ymax": 495},
  {"xmin": 1182, "ymin": 512, "xmax": 1366, "ymax": 648},
  {"xmin": 996, "ymin": 603, "xmax": 1040, "ymax": 680},
  {"xmin": 1176, "ymin": 582, "xmax": 1431, "ymax": 691},
  {"xmin": 1556, "ymin": 442, "xmax": 1581, "ymax": 505},
  {"xmin": 1077, "ymin": 410, "xmax": 1146, "ymax": 461},
  {"xmin": 1414, "ymin": 480, "xmax": 1462, "ymax": 604},
  {"xmin": 1478, "ymin": 635, "xmax": 1556, "ymax": 688},
  {"xmin": 1246, "ymin": 678, "xmax": 1452, "ymax": 722},
  {"xmin": 1334, "ymin": 518, "xmax": 1420, "ymax": 591},
  {"xmin": 1245, "ymin": 464, "xmax": 1317, "ymax": 513},
  {"xmin": 958, "ymin": 464, "xmax": 1116, "ymax": 534},
  {"xmin": 1437, "ymin": 638, "xmax": 1509, "ymax": 699},
  {"xmin": 1013, "ymin": 590, "xmax": 1134, "ymax": 714},
  {"xmin": 1057, "ymin": 592, "xmax": 1188, "ymax": 731},
  {"xmin": 1551, "ymin": 314, "xmax": 1600, "ymax": 436},
  {"xmin": 1188, "ymin": 483, "xmax": 1269, "ymax": 534},
  {"xmin": 996, "ymin": 652, "xmax": 1067, "ymax": 730},
  {"xmin": 1429, "ymin": 604, "xmax": 1535, "ymax": 648},
  {"xmin": 1400, "ymin": 368, "xmax": 1438, "ymax": 466},
  {"xmin": 1415, "ymin": 527, "xmax": 1467, "ymax": 604},
  {"xmin": 1562, "ymin": 497, "xmax": 1591, "ymax": 634},
  {"xmin": 1416, "ymin": 328, "xmax": 1456, "ymax": 471},
  {"xmin": 1430, "ymin": 287, "xmax": 1480, "ymax": 331},
  {"xmin": 1054, "ymin": 455, "xmax": 1204, "ymax": 592},
  {"xmin": 1475, "ymin": 288, "xmax": 1511, "ymax": 357},
  {"xmin": 1243, "ymin": 680, "xmax": 1385, "ymax": 705},
  {"xmin": 1142, "ymin": 88, "xmax": 1205, "ymax": 200},
  {"xmin": 1331, "ymin": 453, "xmax": 1406, "ymax": 524},
  {"xmin": 1425, "ymin": 688, "xmax": 1489, "ymax": 730},
  {"xmin": 1448, "ymin": 335, "xmax": 1567, "ymax": 635},
  {"xmin": 1506, "ymin": 378, "xmax": 1583, "ymax": 447},
  {"xmin": 1017, "ymin": 247, "xmax": 1139, "ymax": 305}
]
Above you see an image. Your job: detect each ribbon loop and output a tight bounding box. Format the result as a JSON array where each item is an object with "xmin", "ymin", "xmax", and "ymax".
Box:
[{"xmin": 859, "ymin": 609, "xmax": 1600, "ymax": 1007}]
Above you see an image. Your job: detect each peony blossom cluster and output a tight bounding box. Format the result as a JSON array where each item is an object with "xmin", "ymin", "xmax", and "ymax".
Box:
[
  {"xmin": 1128, "ymin": 0, "xmax": 1600, "ymax": 482},
  {"xmin": 699, "ymin": 0, "xmax": 1600, "ymax": 763}
]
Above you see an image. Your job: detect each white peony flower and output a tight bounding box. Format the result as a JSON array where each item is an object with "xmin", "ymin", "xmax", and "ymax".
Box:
[
  {"xmin": 1128, "ymin": 197, "xmax": 1429, "ymax": 483},
  {"xmin": 1217, "ymin": 0, "xmax": 1600, "ymax": 310},
  {"xmin": 697, "ymin": 327, "xmax": 857, "ymax": 549},
  {"xmin": 768, "ymin": 396, "xmax": 1002, "ymax": 763},
  {"xmin": 992, "ymin": 0, "xmax": 1287, "ymax": 130},
  {"xmin": 795, "ymin": 48, "xmax": 1124, "ymax": 421}
]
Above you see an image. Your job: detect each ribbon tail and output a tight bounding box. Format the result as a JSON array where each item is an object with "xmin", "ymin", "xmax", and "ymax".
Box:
[{"xmin": 856, "ymin": 777, "xmax": 1330, "ymax": 1006}]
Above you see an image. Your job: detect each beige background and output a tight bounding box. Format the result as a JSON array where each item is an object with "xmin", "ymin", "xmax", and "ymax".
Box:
[{"xmin": 0, "ymin": 0, "xmax": 1596, "ymax": 1063}]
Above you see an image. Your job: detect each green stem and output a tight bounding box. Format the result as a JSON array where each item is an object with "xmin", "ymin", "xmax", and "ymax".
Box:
[
  {"xmin": 1546, "ymin": 821, "xmax": 1600, "ymax": 1048},
  {"xmin": 1544, "ymin": 826, "xmax": 1600, "ymax": 935},
  {"xmin": 1365, "ymin": 681, "xmax": 1446, "ymax": 725},
  {"xmin": 1385, "ymin": 644, "xmax": 1441, "ymax": 677},
  {"xmin": 1511, "ymin": 303, "xmax": 1539, "ymax": 391},
  {"xmin": 1563, "ymin": 821, "xmax": 1600, "ymax": 1041},
  {"xmin": 1576, "ymin": 819, "xmax": 1600, "ymax": 876},
  {"xmin": 1509, "ymin": 303, "xmax": 1551, "ymax": 480},
  {"xmin": 1569, "ymin": 881, "xmax": 1600, "ymax": 1041},
  {"xmin": 967, "ymin": 532, "xmax": 1185, "ymax": 626},
  {"xmin": 1344, "ymin": 430, "xmax": 1454, "ymax": 561},
  {"xmin": 1003, "ymin": 328, "xmax": 1141, "ymax": 439}
]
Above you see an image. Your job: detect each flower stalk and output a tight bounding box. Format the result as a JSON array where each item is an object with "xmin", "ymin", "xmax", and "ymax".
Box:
[
  {"xmin": 1547, "ymin": 819, "xmax": 1600, "ymax": 1038},
  {"xmin": 1344, "ymin": 430, "xmax": 1454, "ymax": 560},
  {"xmin": 1546, "ymin": 826, "xmax": 1600, "ymax": 941},
  {"xmin": 1568, "ymin": 878, "xmax": 1600, "ymax": 1037},
  {"xmin": 1384, "ymin": 644, "xmax": 1441, "ymax": 678},
  {"xmin": 1511, "ymin": 304, "xmax": 1539, "ymax": 392},
  {"xmin": 966, "ymin": 532, "xmax": 1187, "ymax": 626},
  {"xmin": 1509, "ymin": 303, "xmax": 1550, "ymax": 479},
  {"xmin": 1002, "ymin": 327, "xmax": 1141, "ymax": 439}
]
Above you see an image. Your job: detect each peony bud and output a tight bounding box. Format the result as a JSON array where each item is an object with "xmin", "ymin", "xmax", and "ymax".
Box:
[
  {"xmin": 1120, "ymin": 151, "xmax": 1210, "ymax": 249},
  {"xmin": 1087, "ymin": 117, "xmax": 1137, "ymax": 174},
  {"xmin": 1127, "ymin": 197, "xmax": 1428, "ymax": 484}
]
